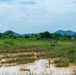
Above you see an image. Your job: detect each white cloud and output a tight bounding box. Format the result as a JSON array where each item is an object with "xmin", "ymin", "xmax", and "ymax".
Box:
[
  {"xmin": 0, "ymin": 0, "xmax": 76, "ymax": 33},
  {"xmin": 0, "ymin": 0, "xmax": 76, "ymax": 16}
]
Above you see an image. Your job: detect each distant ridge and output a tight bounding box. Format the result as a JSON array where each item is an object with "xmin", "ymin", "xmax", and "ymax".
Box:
[
  {"xmin": 2, "ymin": 30, "xmax": 76, "ymax": 36},
  {"xmin": 55, "ymin": 30, "xmax": 76, "ymax": 35},
  {"xmin": 3, "ymin": 30, "xmax": 37, "ymax": 36}
]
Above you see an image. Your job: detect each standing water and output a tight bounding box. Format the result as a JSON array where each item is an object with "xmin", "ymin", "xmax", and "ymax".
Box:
[{"xmin": 0, "ymin": 59, "xmax": 75, "ymax": 75}]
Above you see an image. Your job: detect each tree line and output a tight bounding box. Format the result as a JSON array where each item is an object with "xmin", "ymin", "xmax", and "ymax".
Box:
[{"xmin": 0, "ymin": 31, "xmax": 76, "ymax": 40}]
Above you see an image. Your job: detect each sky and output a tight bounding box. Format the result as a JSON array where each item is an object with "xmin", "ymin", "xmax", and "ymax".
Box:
[{"xmin": 0, "ymin": 0, "xmax": 76, "ymax": 33}]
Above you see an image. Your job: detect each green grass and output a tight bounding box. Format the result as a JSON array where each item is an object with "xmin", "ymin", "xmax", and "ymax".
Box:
[
  {"xmin": 0, "ymin": 38, "xmax": 50, "ymax": 48},
  {"xmin": 45, "ymin": 40, "xmax": 76, "ymax": 64},
  {"xmin": 0, "ymin": 38, "xmax": 76, "ymax": 65}
]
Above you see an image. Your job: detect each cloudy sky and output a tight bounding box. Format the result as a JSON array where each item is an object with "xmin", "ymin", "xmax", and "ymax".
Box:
[{"xmin": 0, "ymin": 0, "xmax": 76, "ymax": 33}]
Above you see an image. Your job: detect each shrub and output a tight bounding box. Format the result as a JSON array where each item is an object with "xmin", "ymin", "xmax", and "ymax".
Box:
[
  {"xmin": 54, "ymin": 58, "xmax": 69, "ymax": 67},
  {"xmin": 3, "ymin": 40, "xmax": 14, "ymax": 46},
  {"xmin": 72, "ymin": 69, "xmax": 76, "ymax": 75}
]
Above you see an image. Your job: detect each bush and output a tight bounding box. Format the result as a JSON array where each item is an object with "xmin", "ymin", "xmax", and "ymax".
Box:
[
  {"xmin": 72, "ymin": 69, "xmax": 76, "ymax": 75},
  {"xmin": 3, "ymin": 40, "xmax": 14, "ymax": 46},
  {"xmin": 54, "ymin": 58, "xmax": 69, "ymax": 67}
]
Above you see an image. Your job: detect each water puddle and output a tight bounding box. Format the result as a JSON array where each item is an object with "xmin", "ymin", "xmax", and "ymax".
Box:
[{"xmin": 0, "ymin": 59, "xmax": 75, "ymax": 75}]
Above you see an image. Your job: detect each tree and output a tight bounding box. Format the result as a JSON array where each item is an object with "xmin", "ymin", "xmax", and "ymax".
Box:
[
  {"xmin": 0, "ymin": 33, "xmax": 2, "ymax": 38},
  {"xmin": 39, "ymin": 31, "xmax": 51, "ymax": 39},
  {"xmin": 24, "ymin": 35, "xmax": 30, "ymax": 39},
  {"xmin": 29, "ymin": 33, "xmax": 39, "ymax": 40},
  {"xmin": 39, "ymin": 32, "xmax": 44, "ymax": 39},
  {"xmin": 51, "ymin": 33, "xmax": 62, "ymax": 40},
  {"xmin": 72, "ymin": 33, "xmax": 76, "ymax": 40},
  {"xmin": 60, "ymin": 33, "xmax": 71, "ymax": 40},
  {"xmin": 43, "ymin": 31, "xmax": 51, "ymax": 38}
]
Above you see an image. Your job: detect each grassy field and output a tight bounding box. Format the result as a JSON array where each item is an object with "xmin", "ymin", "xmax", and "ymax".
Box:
[
  {"xmin": 0, "ymin": 38, "xmax": 76, "ymax": 65},
  {"xmin": 0, "ymin": 38, "xmax": 51, "ymax": 52},
  {"xmin": 45, "ymin": 40, "xmax": 76, "ymax": 65},
  {"xmin": 0, "ymin": 38, "xmax": 51, "ymax": 65}
]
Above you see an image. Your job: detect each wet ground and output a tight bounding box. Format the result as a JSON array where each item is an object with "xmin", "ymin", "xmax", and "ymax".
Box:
[{"xmin": 0, "ymin": 59, "xmax": 76, "ymax": 75}]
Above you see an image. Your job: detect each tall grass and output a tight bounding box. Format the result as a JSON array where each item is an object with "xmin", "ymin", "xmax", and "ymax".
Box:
[
  {"xmin": 45, "ymin": 41, "xmax": 76, "ymax": 64},
  {"xmin": 0, "ymin": 38, "xmax": 50, "ymax": 53}
]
